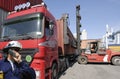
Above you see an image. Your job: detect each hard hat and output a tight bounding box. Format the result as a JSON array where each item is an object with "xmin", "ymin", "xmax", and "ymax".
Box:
[{"xmin": 3, "ymin": 41, "xmax": 22, "ymax": 52}]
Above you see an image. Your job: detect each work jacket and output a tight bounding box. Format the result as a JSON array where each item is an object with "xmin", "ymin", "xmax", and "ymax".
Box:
[{"xmin": 0, "ymin": 58, "xmax": 36, "ymax": 79}]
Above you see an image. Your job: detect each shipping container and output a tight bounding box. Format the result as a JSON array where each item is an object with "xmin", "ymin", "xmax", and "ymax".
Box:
[
  {"xmin": 27, "ymin": 0, "xmax": 43, "ymax": 6},
  {"xmin": 0, "ymin": 0, "xmax": 27, "ymax": 11}
]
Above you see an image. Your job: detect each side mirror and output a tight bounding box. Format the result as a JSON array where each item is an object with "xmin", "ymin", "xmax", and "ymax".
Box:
[{"xmin": 49, "ymin": 21, "xmax": 54, "ymax": 35}]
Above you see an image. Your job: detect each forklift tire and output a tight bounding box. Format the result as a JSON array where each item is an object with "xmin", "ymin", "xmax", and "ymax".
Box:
[
  {"xmin": 51, "ymin": 63, "xmax": 58, "ymax": 79},
  {"xmin": 78, "ymin": 56, "xmax": 88, "ymax": 64},
  {"xmin": 111, "ymin": 56, "xmax": 120, "ymax": 66}
]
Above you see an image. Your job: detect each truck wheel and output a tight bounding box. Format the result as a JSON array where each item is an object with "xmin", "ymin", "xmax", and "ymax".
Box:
[
  {"xmin": 78, "ymin": 56, "xmax": 88, "ymax": 64},
  {"xmin": 111, "ymin": 56, "xmax": 120, "ymax": 66},
  {"xmin": 66, "ymin": 57, "xmax": 69, "ymax": 68},
  {"xmin": 51, "ymin": 63, "xmax": 58, "ymax": 79}
]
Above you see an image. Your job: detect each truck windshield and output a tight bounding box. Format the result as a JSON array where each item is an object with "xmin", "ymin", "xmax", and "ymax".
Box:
[{"xmin": 1, "ymin": 16, "xmax": 43, "ymax": 40}]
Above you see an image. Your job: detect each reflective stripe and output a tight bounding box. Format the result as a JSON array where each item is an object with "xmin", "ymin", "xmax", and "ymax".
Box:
[{"xmin": 8, "ymin": 60, "xmax": 14, "ymax": 71}]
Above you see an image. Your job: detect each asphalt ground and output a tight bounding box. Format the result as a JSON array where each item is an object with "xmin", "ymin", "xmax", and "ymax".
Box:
[{"xmin": 59, "ymin": 62, "xmax": 120, "ymax": 79}]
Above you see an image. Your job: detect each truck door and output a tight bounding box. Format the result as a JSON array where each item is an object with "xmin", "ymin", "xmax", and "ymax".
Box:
[
  {"xmin": 44, "ymin": 18, "xmax": 57, "ymax": 68},
  {"xmin": 45, "ymin": 19, "xmax": 53, "ymax": 67}
]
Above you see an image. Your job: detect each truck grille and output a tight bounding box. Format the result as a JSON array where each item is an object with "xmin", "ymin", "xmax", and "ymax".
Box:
[{"xmin": 19, "ymin": 48, "xmax": 38, "ymax": 65}]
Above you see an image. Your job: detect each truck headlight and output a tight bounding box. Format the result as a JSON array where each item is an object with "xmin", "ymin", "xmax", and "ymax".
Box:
[{"xmin": 35, "ymin": 70, "xmax": 40, "ymax": 79}]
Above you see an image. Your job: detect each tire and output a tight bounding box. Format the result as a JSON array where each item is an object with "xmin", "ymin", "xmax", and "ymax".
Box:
[
  {"xmin": 65, "ymin": 57, "xmax": 69, "ymax": 68},
  {"xmin": 111, "ymin": 56, "xmax": 120, "ymax": 66},
  {"xmin": 78, "ymin": 56, "xmax": 88, "ymax": 64},
  {"xmin": 51, "ymin": 63, "xmax": 58, "ymax": 79}
]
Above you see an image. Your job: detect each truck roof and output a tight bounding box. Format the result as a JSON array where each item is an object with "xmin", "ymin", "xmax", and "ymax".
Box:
[{"xmin": 7, "ymin": 5, "xmax": 55, "ymax": 21}]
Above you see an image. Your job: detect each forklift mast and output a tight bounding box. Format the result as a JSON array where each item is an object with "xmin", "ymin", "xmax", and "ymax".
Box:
[{"xmin": 76, "ymin": 5, "xmax": 82, "ymax": 54}]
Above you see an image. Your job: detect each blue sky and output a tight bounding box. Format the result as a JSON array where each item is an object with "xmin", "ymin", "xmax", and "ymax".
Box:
[{"xmin": 44, "ymin": 0, "xmax": 120, "ymax": 39}]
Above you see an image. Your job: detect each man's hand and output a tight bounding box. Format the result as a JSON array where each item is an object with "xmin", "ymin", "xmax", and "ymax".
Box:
[{"xmin": 12, "ymin": 50, "xmax": 22, "ymax": 63}]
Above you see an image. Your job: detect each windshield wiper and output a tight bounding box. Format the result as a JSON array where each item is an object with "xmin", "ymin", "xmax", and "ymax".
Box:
[
  {"xmin": 0, "ymin": 36, "xmax": 12, "ymax": 41},
  {"xmin": 1, "ymin": 32, "xmax": 39, "ymax": 41},
  {"xmin": 0, "ymin": 34, "xmax": 33, "ymax": 41},
  {"xmin": 22, "ymin": 34, "xmax": 34, "ymax": 40},
  {"xmin": 13, "ymin": 33, "xmax": 34, "ymax": 40}
]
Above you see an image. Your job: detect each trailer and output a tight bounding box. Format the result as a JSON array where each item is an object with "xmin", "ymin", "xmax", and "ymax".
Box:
[{"xmin": 57, "ymin": 14, "xmax": 77, "ymax": 60}]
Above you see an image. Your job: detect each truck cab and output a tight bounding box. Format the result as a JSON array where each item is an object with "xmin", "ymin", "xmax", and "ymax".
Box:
[{"xmin": 78, "ymin": 41, "xmax": 120, "ymax": 65}]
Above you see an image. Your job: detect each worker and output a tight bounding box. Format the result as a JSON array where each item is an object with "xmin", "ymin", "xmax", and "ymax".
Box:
[
  {"xmin": 0, "ymin": 41, "xmax": 36, "ymax": 79},
  {"xmin": 91, "ymin": 44, "xmax": 97, "ymax": 53}
]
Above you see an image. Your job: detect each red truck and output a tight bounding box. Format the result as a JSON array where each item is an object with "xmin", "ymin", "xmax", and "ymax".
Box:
[
  {"xmin": 0, "ymin": 2, "xmax": 80, "ymax": 79},
  {"xmin": 78, "ymin": 41, "xmax": 120, "ymax": 66}
]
